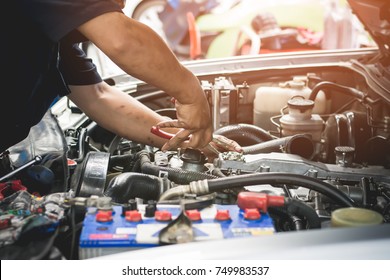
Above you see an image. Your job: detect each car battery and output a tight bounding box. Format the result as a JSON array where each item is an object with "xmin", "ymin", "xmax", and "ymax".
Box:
[{"xmin": 79, "ymin": 203, "xmax": 275, "ymax": 259}]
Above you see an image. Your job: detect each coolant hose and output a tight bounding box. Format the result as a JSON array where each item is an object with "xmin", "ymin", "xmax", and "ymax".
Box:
[
  {"xmin": 138, "ymin": 151, "xmax": 218, "ymax": 184},
  {"xmin": 309, "ymin": 81, "xmax": 370, "ymax": 103},
  {"xmin": 104, "ymin": 172, "xmax": 171, "ymax": 204},
  {"xmin": 242, "ymin": 134, "xmax": 315, "ymax": 159},
  {"xmin": 207, "ymin": 173, "xmax": 355, "ymax": 207},
  {"xmin": 214, "ymin": 123, "xmax": 275, "ymax": 146}
]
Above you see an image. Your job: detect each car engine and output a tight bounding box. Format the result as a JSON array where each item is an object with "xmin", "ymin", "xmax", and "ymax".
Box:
[{"xmin": 1, "ymin": 42, "xmax": 390, "ymax": 259}]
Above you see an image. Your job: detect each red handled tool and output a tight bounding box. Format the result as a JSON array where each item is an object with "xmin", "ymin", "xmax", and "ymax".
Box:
[{"xmin": 150, "ymin": 126, "xmax": 187, "ymax": 140}]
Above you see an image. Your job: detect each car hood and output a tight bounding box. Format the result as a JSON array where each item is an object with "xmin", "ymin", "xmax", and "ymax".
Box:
[{"xmin": 347, "ymin": 0, "xmax": 390, "ymax": 59}]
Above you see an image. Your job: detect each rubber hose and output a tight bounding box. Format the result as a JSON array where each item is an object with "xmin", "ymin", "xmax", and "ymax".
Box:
[
  {"xmin": 214, "ymin": 123, "xmax": 274, "ymax": 146},
  {"xmin": 284, "ymin": 198, "xmax": 321, "ymax": 229},
  {"xmin": 309, "ymin": 81, "xmax": 366, "ymax": 102},
  {"xmin": 290, "ymin": 214, "xmax": 305, "ymax": 230},
  {"xmin": 104, "ymin": 172, "xmax": 170, "ymax": 203},
  {"xmin": 75, "ymin": 127, "xmax": 88, "ymax": 163},
  {"xmin": 268, "ymin": 207, "xmax": 305, "ymax": 231},
  {"xmin": 138, "ymin": 152, "xmax": 218, "ymax": 184},
  {"xmin": 109, "ymin": 154, "xmax": 136, "ymax": 168},
  {"xmin": 131, "ymin": 158, "xmax": 142, "ymax": 173},
  {"xmin": 242, "ymin": 134, "xmax": 315, "ymax": 159},
  {"xmin": 207, "ymin": 172, "xmax": 355, "ymax": 207}
]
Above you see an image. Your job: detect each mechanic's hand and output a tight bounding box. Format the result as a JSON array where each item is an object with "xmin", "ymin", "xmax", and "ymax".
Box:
[
  {"xmin": 201, "ymin": 134, "xmax": 243, "ymax": 161},
  {"xmin": 209, "ymin": 134, "xmax": 243, "ymax": 153},
  {"xmin": 156, "ymin": 97, "xmax": 213, "ymax": 151}
]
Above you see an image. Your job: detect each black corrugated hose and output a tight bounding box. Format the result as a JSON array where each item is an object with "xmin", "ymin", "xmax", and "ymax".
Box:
[{"xmin": 137, "ymin": 151, "xmax": 218, "ymax": 184}]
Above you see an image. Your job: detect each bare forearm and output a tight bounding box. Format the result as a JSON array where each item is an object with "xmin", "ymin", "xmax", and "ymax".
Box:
[
  {"xmin": 77, "ymin": 11, "xmax": 213, "ymax": 149},
  {"xmin": 69, "ymin": 83, "xmax": 241, "ymax": 154},
  {"xmin": 68, "ymin": 83, "xmax": 173, "ymax": 148},
  {"xmin": 78, "ymin": 12, "xmax": 202, "ymax": 104}
]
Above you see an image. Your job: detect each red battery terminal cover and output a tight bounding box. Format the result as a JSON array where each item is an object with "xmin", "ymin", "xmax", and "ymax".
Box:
[{"xmin": 237, "ymin": 192, "xmax": 285, "ymax": 213}]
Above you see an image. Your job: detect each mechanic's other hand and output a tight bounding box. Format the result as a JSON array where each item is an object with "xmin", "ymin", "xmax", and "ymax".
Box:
[
  {"xmin": 201, "ymin": 135, "xmax": 243, "ymax": 162},
  {"xmin": 210, "ymin": 134, "xmax": 243, "ymax": 153}
]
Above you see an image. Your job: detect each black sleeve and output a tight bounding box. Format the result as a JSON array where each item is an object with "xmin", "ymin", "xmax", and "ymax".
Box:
[
  {"xmin": 16, "ymin": 0, "xmax": 123, "ymax": 42},
  {"xmin": 59, "ymin": 41, "xmax": 103, "ymax": 86}
]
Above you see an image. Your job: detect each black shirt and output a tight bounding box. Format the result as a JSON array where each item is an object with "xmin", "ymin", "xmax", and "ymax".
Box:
[{"xmin": 0, "ymin": 0, "xmax": 123, "ymax": 152}]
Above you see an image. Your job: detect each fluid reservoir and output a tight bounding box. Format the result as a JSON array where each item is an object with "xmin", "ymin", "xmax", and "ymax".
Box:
[
  {"xmin": 279, "ymin": 96, "xmax": 324, "ymax": 142},
  {"xmin": 331, "ymin": 207, "xmax": 383, "ymax": 227},
  {"xmin": 253, "ymin": 77, "xmax": 327, "ymax": 131}
]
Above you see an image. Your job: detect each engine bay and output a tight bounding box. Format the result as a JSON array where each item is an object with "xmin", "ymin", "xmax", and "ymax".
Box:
[{"xmin": 1, "ymin": 48, "xmax": 390, "ymax": 259}]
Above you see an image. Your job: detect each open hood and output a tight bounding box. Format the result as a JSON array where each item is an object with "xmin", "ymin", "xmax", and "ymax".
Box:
[{"xmin": 347, "ymin": 0, "xmax": 390, "ymax": 59}]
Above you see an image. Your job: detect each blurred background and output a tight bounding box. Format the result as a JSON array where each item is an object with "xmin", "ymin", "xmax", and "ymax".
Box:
[{"xmin": 85, "ymin": 0, "xmax": 375, "ymax": 76}]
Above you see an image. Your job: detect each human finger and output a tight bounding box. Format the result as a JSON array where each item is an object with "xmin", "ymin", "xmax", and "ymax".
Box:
[
  {"xmin": 161, "ymin": 128, "xmax": 192, "ymax": 151},
  {"xmin": 156, "ymin": 119, "xmax": 185, "ymax": 129},
  {"xmin": 211, "ymin": 135, "xmax": 243, "ymax": 153}
]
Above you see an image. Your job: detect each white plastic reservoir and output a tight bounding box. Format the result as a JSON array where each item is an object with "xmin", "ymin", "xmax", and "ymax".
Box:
[
  {"xmin": 253, "ymin": 77, "xmax": 327, "ymax": 131},
  {"xmin": 279, "ymin": 96, "xmax": 324, "ymax": 142}
]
